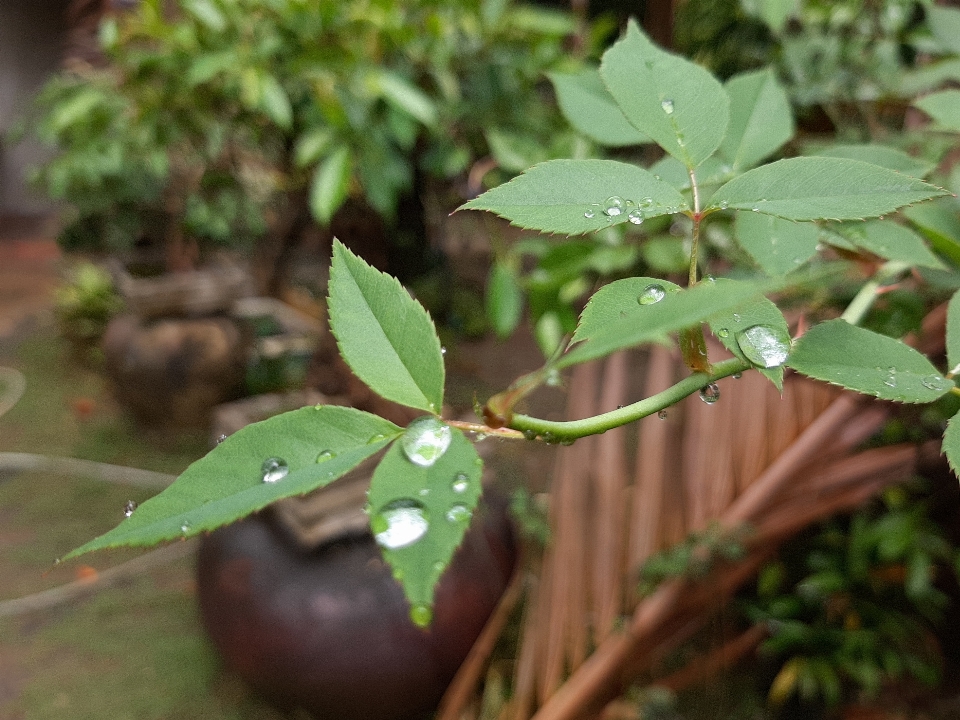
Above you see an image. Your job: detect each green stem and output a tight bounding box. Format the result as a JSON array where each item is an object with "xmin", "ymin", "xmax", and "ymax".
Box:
[
  {"xmin": 840, "ymin": 260, "xmax": 910, "ymax": 326},
  {"xmin": 687, "ymin": 167, "xmax": 702, "ymax": 287},
  {"xmin": 508, "ymin": 357, "xmax": 750, "ymax": 442}
]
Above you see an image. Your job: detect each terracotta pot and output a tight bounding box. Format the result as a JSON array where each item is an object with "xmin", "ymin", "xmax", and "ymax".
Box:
[{"xmin": 197, "ymin": 498, "xmax": 517, "ymax": 720}]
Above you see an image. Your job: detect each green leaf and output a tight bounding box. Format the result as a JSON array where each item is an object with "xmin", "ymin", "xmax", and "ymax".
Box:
[
  {"xmin": 486, "ymin": 262, "xmax": 524, "ymax": 339},
  {"xmin": 914, "ymin": 90, "xmax": 960, "ymax": 132},
  {"xmin": 846, "ymin": 220, "xmax": 945, "ymax": 270},
  {"xmin": 900, "ymin": 59, "xmax": 960, "ymax": 96},
  {"xmin": 294, "ymin": 127, "xmax": 335, "ymax": 168},
  {"xmin": 548, "ymin": 69, "xmax": 648, "ymax": 147},
  {"xmin": 947, "ymin": 290, "xmax": 960, "ymax": 375},
  {"xmin": 183, "ymin": 0, "xmax": 227, "ymax": 32},
  {"xmin": 736, "ymin": 212, "xmax": 820, "ymax": 276},
  {"xmin": 719, "ymin": 68, "xmax": 794, "ymax": 171},
  {"xmin": 742, "ymin": 0, "xmax": 797, "ymax": 33},
  {"xmin": 328, "ymin": 240, "xmax": 445, "ymax": 413},
  {"xmin": 309, "ymin": 146, "xmax": 352, "ymax": 224},
  {"xmin": 786, "ymin": 319, "xmax": 952, "ymax": 403},
  {"xmin": 259, "ymin": 74, "xmax": 293, "ymax": 130},
  {"xmin": 928, "ymin": 6, "xmax": 960, "ymax": 55},
  {"xmin": 812, "ymin": 144, "xmax": 934, "ymax": 178},
  {"xmin": 572, "ymin": 277, "xmax": 681, "ymax": 344},
  {"xmin": 942, "ymin": 410, "xmax": 960, "ymax": 478},
  {"xmin": 708, "ymin": 157, "xmax": 948, "ymax": 220},
  {"xmin": 374, "ymin": 70, "xmax": 438, "ymax": 127},
  {"xmin": 559, "ymin": 278, "xmax": 771, "ymax": 368},
  {"xmin": 905, "ymin": 199, "xmax": 960, "ymax": 267},
  {"xmin": 707, "ymin": 288, "xmax": 790, "ymax": 390},
  {"xmin": 369, "ymin": 425, "xmax": 483, "ymax": 620},
  {"xmin": 65, "ymin": 407, "xmax": 401, "ymax": 559},
  {"xmin": 185, "ymin": 51, "xmax": 235, "ymax": 87},
  {"xmin": 599, "ymin": 19, "xmax": 729, "ymax": 169},
  {"xmin": 485, "ymin": 128, "xmax": 548, "ymax": 174},
  {"xmin": 460, "ymin": 159, "xmax": 688, "ymax": 235}
]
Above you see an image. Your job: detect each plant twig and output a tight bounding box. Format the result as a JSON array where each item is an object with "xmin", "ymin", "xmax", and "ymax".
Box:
[{"xmin": 0, "ymin": 452, "xmax": 175, "ymax": 489}]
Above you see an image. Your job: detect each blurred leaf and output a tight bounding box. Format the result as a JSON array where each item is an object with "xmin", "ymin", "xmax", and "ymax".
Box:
[
  {"xmin": 259, "ymin": 74, "xmax": 293, "ymax": 130},
  {"xmin": 548, "ymin": 68, "xmax": 648, "ymax": 147},
  {"xmin": 486, "ymin": 262, "xmax": 524, "ymax": 339},
  {"xmin": 927, "ymin": 6, "xmax": 960, "ymax": 55},
  {"xmin": 309, "ymin": 146, "xmax": 352, "ymax": 224},
  {"xmin": 846, "ymin": 220, "xmax": 945, "ymax": 270},
  {"xmin": 914, "ymin": 89, "xmax": 960, "ymax": 132},
  {"xmin": 812, "ymin": 144, "xmax": 934, "ymax": 178},
  {"xmin": 736, "ymin": 212, "xmax": 820, "ymax": 276},
  {"xmin": 720, "ymin": 68, "xmax": 794, "ymax": 171},
  {"xmin": 374, "ymin": 70, "xmax": 438, "ymax": 127},
  {"xmin": 294, "ymin": 127, "xmax": 336, "ymax": 168}
]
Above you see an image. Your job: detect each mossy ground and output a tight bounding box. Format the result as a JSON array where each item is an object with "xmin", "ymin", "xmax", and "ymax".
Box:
[{"xmin": 0, "ymin": 326, "xmax": 287, "ymax": 719}]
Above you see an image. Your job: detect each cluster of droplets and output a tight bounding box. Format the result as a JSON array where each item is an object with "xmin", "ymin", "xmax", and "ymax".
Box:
[
  {"xmin": 585, "ymin": 196, "xmax": 656, "ymax": 225},
  {"xmin": 123, "ymin": 500, "xmax": 137, "ymax": 518}
]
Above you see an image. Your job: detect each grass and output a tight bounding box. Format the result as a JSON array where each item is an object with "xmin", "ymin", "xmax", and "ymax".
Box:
[{"xmin": 0, "ymin": 326, "xmax": 286, "ymax": 719}]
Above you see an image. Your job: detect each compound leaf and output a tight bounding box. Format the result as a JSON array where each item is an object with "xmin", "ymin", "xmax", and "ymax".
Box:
[
  {"xmin": 65, "ymin": 406, "xmax": 401, "ymax": 559},
  {"xmin": 600, "ymin": 19, "xmax": 728, "ymax": 169},
  {"xmin": 708, "ymin": 157, "xmax": 948, "ymax": 220},
  {"xmin": 329, "ymin": 240, "xmax": 445, "ymax": 413},
  {"xmin": 787, "ymin": 319, "xmax": 952, "ymax": 403},
  {"xmin": 461, "ymin": 159, "xmax": 688, "ymax": 235}
]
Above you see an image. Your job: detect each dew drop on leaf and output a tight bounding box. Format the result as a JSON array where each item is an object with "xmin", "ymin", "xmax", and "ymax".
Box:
[
  {"xmin": 446, "ymin": 504, "xmax": 472, "ymax": 523},
  {"xmin": 603, "ymin": 196, "xmax": 625, "ymax": 217},
  {"xmin": 737, "ymin": 325, "xmax": 790, "ymax": 368},
  {"xmin": 638, "ymin": 197, "xmax": 654, "ymax": 211},
  {"xmin": 315, "ymin": 449, "xmax": 335, "ymax": 463},
  {"xmin": 627, "ymin": 209, "xmax": 644, "ymax": 225},
  {"xmin": 719, "ymin": 200, "xmax": 729, "ymax": 210},
  {"xmin": 401, "ymin": 416, "xmax": 452, "ymax": 467},
  {"xmin": 452, "ymin": 473, "xmax": 469, "ymax": 493},
  {"xmin": 373, "ymin": 499, "xmax": 429, "ymax": 549},
  {"xmin": 410, "ymin": 604, "xmax": 433, "ymax": 628},
  {"xmin": 261, "ymin": 457, "xmax": 289, "ymax": 483},
  {"xmin": 216, "ymin": 434, "xmax": 227, "ymax": 445},
  {"xmin": 637, "ymin": 284, "xmax": 666, "ymax": 305},
  {"xmin": 584, "ymin": 209, "xmax": 596, "ymax": 219},
  {"xmin": 661, "ymin": 98, "xmax": 675, "ymax": 114},
  {"xmin": 123, "ymin": 500, "xmax": 137, "ymax": 517},
  {"xmin": 717, "ymin": 327, "xmax": 730, "ymax": 338},
  {"xmin": 882, "ymin": 367, "xmax": 897, "ymax": 388},
  {"xmin": 368, "ymin": 433, "xmax": 387, "ymax": 444},
  {"xmin": 180, "ymin": 522, "xmax": 190, "ymax": 534},
  {"xmin": 921, "ymin": 374, "xmax": 949, "ymax": 391},
  {"xmin": 699, "ymin": 383, "xmax": 721, "ymax": 404}
]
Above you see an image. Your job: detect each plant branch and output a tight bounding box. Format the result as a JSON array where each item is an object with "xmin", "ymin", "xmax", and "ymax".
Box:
[
  {"xmin": 687, "ymin": 166, "xmax": 702, "ymax": 287},
  {"xmin": 840, "ymin": 260, "xmax": 910, "ymax": 326},
  {"xmin": 508, "ymin": 357, "xmax": 750, "ymax": 442}
]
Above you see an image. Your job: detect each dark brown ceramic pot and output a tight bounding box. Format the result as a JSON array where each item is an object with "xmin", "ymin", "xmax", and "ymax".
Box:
[{"xmin": 196, "ymin": 497, "xmax": 517, "ymax": 720}]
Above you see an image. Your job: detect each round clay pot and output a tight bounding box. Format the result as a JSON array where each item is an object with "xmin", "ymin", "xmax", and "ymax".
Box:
[
  {"xmin": 197, "ymin": 498, "xmax": 517, "ymax": 720},
  {"xmin": 102, "ymin": 313, "xmax": 251, "ymax": 428}
]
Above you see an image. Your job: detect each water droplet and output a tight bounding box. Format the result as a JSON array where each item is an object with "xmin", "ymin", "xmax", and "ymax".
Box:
[
  {"xmin": 637, "ymin": 284, "xmax": 666, "ymax": 305},
  {"xmin": 316, "ymin": 449, "xmax": 335, "ymax": 463},
  {"xmin": 542, "ymin": 432, "xmax": 558, "ymax": 444},
  {"xmin": 882, "ymin": 367, "xmax": 897, "ymax": 388},
  {"xmin": 719, "ymin": 200, "xmax": 729, "ymax": 210},
  {"xmin": 627, "ymin": 209, "xmax": 644, "ymax": 225},
  {"xmin": 123, "ymin": 500, "xmax": 137, "ymax": 517},
  {"xmin": 751, "ymin": 206, "xmax": 760, "ymax": 212},
  {"xmin": 418, "ymin": 487, "xmax": 430, "ymax": 497},
  {"xmin": 373, "ymin": 499, "xmax": 429, "ymax": 549},
  {"xmin": 657, "ymin": 409, "xmax": 668, "ymax": 419},
  {"xmin": 699, "ymin": 383, "xmax": 721, "ymax": 404},
  {"xmin": 638, "ymin": 197, "xmax": 654, "ymax": 211},
  {"xmin": 261, "ymin": 457, "xmax": 289, "ymax": 483},
  {"xmin": 180, "ymin": 522, "xmax": 190, "ymax": 534},
  {"xmin": 452, "ymin": 473, "xmax": 469, "ymax": 493},
  {"xmin": 440, "ymin": 346, "xmax": 447, "ymax": 356},
  {"xmin": 584, "ymin": 209, "xmax": 596, "ymax": 219},
  {"xmin": 523, "ymin": 429, "xmax": 538, "ymax": 441},
  {"xmin": 661, "ymin": 98, "xmax": 675, "ymax": 114},
  {"xmin": 368, "ymin": 433, "xmax": 387, "ymax": 444},
  {"xmin": 559, "ymin": 437, "xmax": 575, "ymax": 446},
  {"xmin": 433, "ymin": 561, "xmax": 445, "ymax": 572},
  {"xmin": 737, "ymin": 326, "xmax": 789, "ymax": 368},
  {"xmin": 446, "ymin": 504, "xmax": 472, "ymax": 523},
  {"xmin": 602, "ymin": 196, "xmax": 625, "ymax": 217},
  {"xmin": 732, "ymin": 313, "xmax": 741, "ymax": 322},
  {"xmin": 410, "ymin": 604, "xmax": 433, "ymax": 628},
  {"xmin": 921, "ymin": 374, "xmax": 949, "ymax": 391},
  {"xmin": 733, "ymin": 372, "xmax": 743, "ymax": 380},
  {"xmin": 216, "ymin": 434, "xmax": 227, "ymax": 445},
  {"xmin": 717, "ymin": 327, "xmax": 730, "ymax": 338},
  {"xmin": 401, "ymin": 416, "xmax": 452, "ymax": 467}
]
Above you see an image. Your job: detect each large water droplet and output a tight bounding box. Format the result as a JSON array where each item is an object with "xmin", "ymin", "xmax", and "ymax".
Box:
[
  {"xmin": 316, "ymin": 449, "xmax": 335, "ymax": 463},
  {"xmin": 637, "ymin": 284, "xmax": 666, "ymax": 305},
  {"xmin": 123, "ymin": 500, "xmax": 137, "ymax": 518},
  {"xmin": 737, "ymin": 325, "xmax": 790, "ymax": 368},
  {"xmin": 661, "ymin": 98, "xmax": 675, "ymax": 114},
  {"xmin": 373, "ymin": 499, "xmax": 429, "ymax": 549},
  {"xmin": 627, "ymin": 209, "xmax": 644, "ymax": 225},
  {"xmin": 261, "ymin": 457, "xmax": 289, "ymax": 483},
  {"xmin": 446, "ymin": 504, "xmax": 472, "ymax": 523},
  {"xmin": 699, "ymin": 383, "xmax": 721, "ymax": 404},
  {"xmin": 401, "ymin": 416, "xmax": 452, "ymax": 467},
  {"xmin": 452, "ymin": 473, "xmax": 469, "ymax": 493},
  {"xmin": 921, "ymin": 374, "xmax": 949, "ymax": 391},
  {"xmin": 602, "ymin": 196, "xmax": 625, "ymax": 217},
  {"xmin": 410, "ymin": 604, "xmax": 433, "ymax": 628}
]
